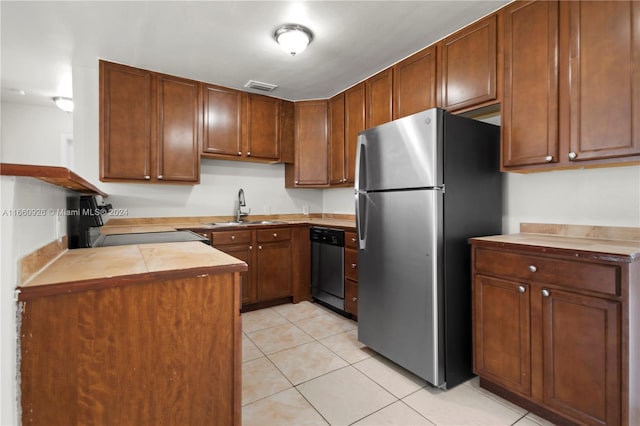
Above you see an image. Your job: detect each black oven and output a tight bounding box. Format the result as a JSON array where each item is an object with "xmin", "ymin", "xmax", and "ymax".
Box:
[{"xmin": 67, "ymin": 195, "xmax": 111, "ymax": 248}]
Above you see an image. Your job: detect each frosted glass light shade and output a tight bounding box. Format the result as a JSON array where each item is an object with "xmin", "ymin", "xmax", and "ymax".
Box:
[
  {"xmin": 273, "ymin": 24, "xmax": 313, "ymax": 56},
  {"xmin": 53, "ymin": 97, "xmax": 74, "ymax": 112}
]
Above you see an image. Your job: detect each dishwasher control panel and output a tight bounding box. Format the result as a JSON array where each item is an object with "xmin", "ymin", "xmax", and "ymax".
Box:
[{"xmin": 310, "ymin": 227, "xmax": 345, "ymax": 247}]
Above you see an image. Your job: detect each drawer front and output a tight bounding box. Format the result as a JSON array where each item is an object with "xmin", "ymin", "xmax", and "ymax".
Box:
[
  {"xmin": 211, "ymin": 230, "xmax": 252, "ymax": 245},
  {"xmin": 256, "ymin": 228, "xmax": 291, "ymax": 242},
  {"xmin": 345, "ymin": 278, "xmax": 358, "ymax": 316},
  {"xmin": 345, "ymin": 231, "xmax": 358, "ymax": 250},
  {"xmin": 345, "ymin": 248, "xmax": 358, "ymax": 281},
  {"xmin": 474, "ymin": 248, "xmax": 620, "ymax": 296}
]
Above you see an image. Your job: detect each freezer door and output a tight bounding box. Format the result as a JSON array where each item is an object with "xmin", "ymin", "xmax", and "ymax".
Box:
[
  {"xmin": 357, "ymin": 189, "xmax": 445, "ymax": 386},
  {"xmin": 356, "ymin": 108, "xmax": 442, "ymax": 192}
]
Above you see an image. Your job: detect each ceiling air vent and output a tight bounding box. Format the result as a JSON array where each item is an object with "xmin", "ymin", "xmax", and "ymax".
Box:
[{"xmin": 244, "ymin": 80, "xmax": 278, "ymax": 92}]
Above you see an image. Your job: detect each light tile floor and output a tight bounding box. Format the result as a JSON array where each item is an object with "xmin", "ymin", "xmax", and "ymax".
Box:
[{"xmin": 241, "ymin": 301, "xmax": 557, "ymax": 426}]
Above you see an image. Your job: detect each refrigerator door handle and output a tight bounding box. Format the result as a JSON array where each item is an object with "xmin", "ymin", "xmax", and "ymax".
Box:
[
  {"xmin": 355, "ymin": 190, "xmax": 367, "ymax": 250},
  {"xmin": 355, "ymin": 135, "xmax": 366, "ymax": 192}
]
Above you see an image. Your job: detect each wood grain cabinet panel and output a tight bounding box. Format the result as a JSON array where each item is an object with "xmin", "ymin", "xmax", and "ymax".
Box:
[
  {"xmin": 438, "ymin": 15, "xmax": 498, "ymax": 112},
  {"xmin": 288, "ymin": 100, "xmax": 328, "ymax": 187},
  {"xmin": 100, "ymin": 60, "xmax": 200, "ymax": 184},
  {"xmin": 366, "ymin": 68, "xmax": 393, "ymax": 128},
  {"xmin": 202, "ymin": 84, "xmax": 243, "ymax": 158},
  {"xmin": 470, "ymin": 241, "xmax": 638, "ymax": 426},
  {"xmin": 344, "ymin": 231, "xmax": 359, "ymax": 317},
  {"xmin": 100, "ymin": 61, "xmax": 153, "ymax": 181},
  {"xmin": 501, "ymin": 0, "xmax": 559, "ymax": 168},
  {"xmin": 393, "ymin": 46, "xmax": 437, "ymax": 119},
  {"xmin": 563, "ymin": 0, "xmax": 640, "ymax": 163},
  {"xmin": 245, "ymin": 93, "xmax": 281, "ymax": 161},
  {"xmin": 344, "ymin": 83, "xmax": 366, "ymax": 184},
  {"xmin": 329, "ymin": 93, "xmax": 346, "ymax": 185}
]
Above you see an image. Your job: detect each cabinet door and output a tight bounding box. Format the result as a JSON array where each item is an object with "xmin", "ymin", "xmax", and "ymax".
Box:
[
  {"xmin": 257, "ymin": 240, "xmax": 292, "ymax": 301},
  {"xmin": 366, "ymin": 68, "xmax": 393, "ymax": 128},
  {"xmin": 473, "ymin": 275, "xmax": 531, "ymax": 396},
  {"xmin": 294, "ymin": 100, "xmax": 328, "ymax": 186},
  {"xmin": 344, "ymin": 83, "xmax": 365, "ymax": 184},
  {"xmin": 564, "ymin": 1, "xmax": 640, "ymax": 163},
  {"xmin": 439, "ymin": 15, "xmax": 498, "ymax": 112},
  {"xmin": 502, "ymin": 0, "xmax": 559, "ymax": 168},
  {"xmin": 217, "ymin": 243, "xmax": 255, "ymax": 305},
  {"xmin": 202, "ymin": 84, "xmax": 243, "ymax": 158},
  {"xmin": 329, "ymin": 93, "xmax": 346, "ymax": 185},
  {"xmin": 100, "ymin": 61, "xmax": 152, "ymax": 181},
  {"xmin": 393, "ymin": 46, "xmax": 437, "ymax": 119},
  {"xmin": 156, "ymin": 75, "xmax": 200, "ymax": 182},
  {"xmin": 345, "ymin": 279, "xmax": 358, "ymax": 317},
  {"xmin": 246, "ymin": 94, "xmax": 280, "ymax": 161},
  {"xmin": 540, "ymin": 288, "xmax": 621, "ymax": 426}
]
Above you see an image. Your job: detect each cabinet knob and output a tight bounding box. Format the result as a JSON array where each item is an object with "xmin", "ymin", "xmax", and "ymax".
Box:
[
  {"xmin": 568, "ymin": 151, "xmax": 577, "ymax": 160},
  {"xmin": 144, "ymin": 175, "xmax": 151, "ymax": 180},
  {"xmin": 295, "ymin": 180, "xmax": 299, "ymax": 184},
  {"xmin": 158, "ymin": 175, "xmax": 163, "ymax": 180},
  {"xmin": 351, "ymin": 263, "xmax": 357, "ymax": 269},
  {"xmin": 542, "ymin": 289, "xmax": 550, "ymax": 297},
  {"xmin": 351, "ymin": 237, "xmax": 357, "ymax": 243},
  {"xmin": 545, "ymin": 155, "xmax": 553, "ymax": 162},
  {"xmin": 352, "ymin": 297, "xmax": 358, "ymax": 302},
  {"xmin": 258, "ymin": 245, "xmax": 263, "ymax": 250},
  {"xmin": 247, "ymin": 151, "xmax": 251, "ymax": 156},
  {"xmin": 528, "ymin": 265, "xmax": 537, "ymax": 273},
  {"xmin": 343, "ymin": 178, "xmax": 347, "ymax": 183},
  {"xmin": 237, "ymin": 151, "xmax": 242, "ymax": 156},
  {"xmin": 231, "ymin": 235, "xmax": 236, "ymax": 241},
  {"xmin": 518, "ymin": 285, "xmax": 526, "ymax": 293},
  {"xmin": 249, "ymin": 245, "xmax": 253, "ymax": 250},
  {"xmin": 273, "ymin": 233, "xmax": 278, "ymax": 238}
]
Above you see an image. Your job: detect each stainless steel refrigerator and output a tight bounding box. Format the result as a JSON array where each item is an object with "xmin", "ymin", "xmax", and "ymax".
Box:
[{"xmin": 355, "ymin": 108, "xmax": 502, "ymax": 389}]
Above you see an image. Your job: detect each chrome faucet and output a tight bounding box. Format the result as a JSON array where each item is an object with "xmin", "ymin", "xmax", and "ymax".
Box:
[{"xmin": 236, "ymin": 188, "xmax": 251, "ymax": 222}]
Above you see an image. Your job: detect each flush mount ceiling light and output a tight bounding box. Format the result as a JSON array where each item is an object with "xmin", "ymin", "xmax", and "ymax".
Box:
[
  {"xmin": 53, "ymin": 96, "xmax": 74, "ymax": 112},
  {"xmin": 273, "ymin": 24, "xmax": 313, "ymax": 56}
]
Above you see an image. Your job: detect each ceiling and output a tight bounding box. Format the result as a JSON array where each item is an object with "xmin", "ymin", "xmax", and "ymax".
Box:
[{"xmin": 1, "ymin": 1, "xmax": 509, "ymax": 107}]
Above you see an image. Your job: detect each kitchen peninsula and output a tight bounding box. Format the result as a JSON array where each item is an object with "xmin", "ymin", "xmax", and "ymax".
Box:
[{"xmin": 18, "ymin": 241, "xmax": 246, "ymax": 426}]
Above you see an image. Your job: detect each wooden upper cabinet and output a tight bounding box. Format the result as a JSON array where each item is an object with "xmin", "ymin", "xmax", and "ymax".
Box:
[
  {"xmin": 291, "ymin": 100, "xmax": 328, "ymax": 186},
  {"xmin": 202, "ymin": 84, "xmax": 243, "ymax": 158},
  {"xmin": 156, "ymin": 74, "xmax": 201, "ymax": 182},
  {"xmin": 393, "ymin": 46, "xmax": 437, "ymax": 119},
  {"xmin": 279, "ymin": 100, "xmax": 295, "ymax": 164},
  {"xmin": 344, "ymin": 82, "xmax": 366, "ymax": 184},
  {"xmin": 100, "ymin": 61, "xmax": 200, "ymax": 184},
  {"xmin": 245, "ymin": 93, "xmax": 281, "ymax": 161},
  {"xmin": 563, "ymin": 0, "xmax": 640, "ymax": 163},
  {"xmin": 329, "ymin": 93, "xmax": 346, "ymax": 185},
  {"xmin": 438, "ymin": 14, "xmax": 499, "ymax": 112},
  {"xmin": 366, "ymin": 68, "xmax": 393, "ymax": 128},
  {"xmin": 502, "ymin": 0, "xmax": 559, "ymax": 169},
  {"xmin": 100, "ymin": 61, "xmax": 153, "ymax": 181}
]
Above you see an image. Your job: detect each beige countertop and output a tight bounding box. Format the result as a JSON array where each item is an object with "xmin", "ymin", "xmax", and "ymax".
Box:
[
  {"xmin": 470, "ymin": 223, "xmax": 640, "ymax": 261},
  {"xmin": 18, "ymin": 242, "xmax": 247, "ymax": 300}
]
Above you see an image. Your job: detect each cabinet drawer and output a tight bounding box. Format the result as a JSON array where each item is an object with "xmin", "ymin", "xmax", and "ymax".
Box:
[
  {"xmin": 345, "ymin": 279, "xmax": 358, "ymax": 316},
  {"xmin": 345, "ymin": 248, "xmax": 358, "ymax": 281},
  {"xmin": 345, "ymin": 231, "xmax": 358, "ymax": 250},
  {"xmin": 211, "ymin": 230, "xmax": 252, "ymax": 245},
  {"xmin": 474, "ymin": 248, "xmax": 620, "ymax": 296},
  {"xmin": 256, "ymin": 228, "xmax": 291, "ymax": 242}
]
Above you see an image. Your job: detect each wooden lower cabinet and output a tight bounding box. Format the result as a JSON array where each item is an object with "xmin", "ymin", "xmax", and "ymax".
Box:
[
  {"xmin": 212, "ymin": 226, "xmax": 294, "ymax": 307},
  {"xmin": 344, "ymin": 231, "xmax": 359, "ymax": 317},
  {"xmin": 20, "ymin": 273, "xmax": 241, "ymax": 426},
  {"xmin": 470, "ymin": 241, "xmax": 639, "ymax": 426}
]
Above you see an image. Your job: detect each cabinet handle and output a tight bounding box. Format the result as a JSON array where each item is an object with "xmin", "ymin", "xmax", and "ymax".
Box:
[
  {"xmin": 518, "ymin": 285, "xmax": 526, "ymax": 293},
  {"xmin": 352, "ymin": 297, "xmax": 358, "ymax": 302},
  {"xmin": 351, "ymin": 263, "xmax": 357, "ymax": 269},
  {"xmin": 273, "ymin": 233, "xmax": 278, "ymax": 238},
  {"xmin": 144, "ymin": 175, "xmax": 151, "ymax": 180},
  {"xmin": 542, "ymin": 289, "xmax": 550, "ymax": 297},
  {"xmin": 568, "ymin": 152, "xmax": 577, "ymax": 160},
  {"xmin": 157, "ymin": 175, "xmax": 163, "ymax": 180},
  {"xmin": 231, "ymin": 235, "xmax": 236, "ymax": 241},
  {"xmin": 237, "ymin": 151, "xmax": 242, "ymax": 156},
  {"xmin": 528, "ymin": 265, "xmax": 537, "ymax": 273},
  {"xmin": 545, "ymin": 155, "xmax": 553, "ymax": 162}
]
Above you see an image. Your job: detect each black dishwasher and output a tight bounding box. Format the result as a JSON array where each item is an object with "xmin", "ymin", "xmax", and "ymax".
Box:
[{"xmin": 310, "ymin": 227, "xmax": 345, "ymax": 312}]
